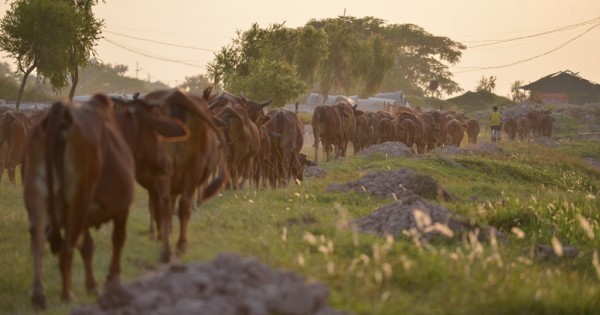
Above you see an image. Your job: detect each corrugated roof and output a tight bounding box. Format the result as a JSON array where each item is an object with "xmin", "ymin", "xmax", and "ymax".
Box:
[{"xmin": 521, "ymin": 70, "xmax": 600, "ymax": 93}]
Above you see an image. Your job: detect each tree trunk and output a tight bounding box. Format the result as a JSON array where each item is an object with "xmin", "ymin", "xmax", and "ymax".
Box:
[
  {"xmin": 68, "ymin": 68, "xmax": 78, "ymax": 101},
  {"xmin": 16, "ymin": 64, "xmax": 36, "ymax": 111}
]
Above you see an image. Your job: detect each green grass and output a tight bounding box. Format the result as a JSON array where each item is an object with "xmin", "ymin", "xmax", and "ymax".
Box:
[{"xmin": 2, "ymin": 139, "xmax": 600, "ymax": 314}]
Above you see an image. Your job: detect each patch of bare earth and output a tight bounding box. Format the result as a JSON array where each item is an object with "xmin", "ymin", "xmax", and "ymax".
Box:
[
  {"xmin": 583, "ymin": 157, "xmax": 600, "ymax": 171},
  {"xmin": 354, "ymin": 194, "xmax": 506, "ymax": 243},
  {"xmin": 328, "ymin": 169, "xmax": 505, "ymax": 243},
  {"xmin": 327, "ymin": 169, "xmax": 455, "ymax": 202},
  {"xmin": 71, "ymin": 254, "xmax": 348, "ymax": 315},
  {"xmin": 358, "ymin": 141, "xmax": 415, "ymax": 157},
  {"xmin": 304, "ymin": 165, "xmax": 328, "ymax": 178}
]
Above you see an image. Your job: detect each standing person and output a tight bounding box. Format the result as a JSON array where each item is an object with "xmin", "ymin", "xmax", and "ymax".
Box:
[{"xmin": 489, "ymin": 106, "xmax": 502, "ymax": 142}]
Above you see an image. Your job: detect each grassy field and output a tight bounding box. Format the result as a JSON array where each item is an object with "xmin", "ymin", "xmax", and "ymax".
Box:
[{"xmin": 1, "ymin": 137, "xmax": 600, "ymax": 314}]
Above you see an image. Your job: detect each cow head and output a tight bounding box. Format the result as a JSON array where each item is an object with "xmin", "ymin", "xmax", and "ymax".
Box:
[{"xmin": 118, "ymin": 98, "xmax": 190, "ymax": 177}]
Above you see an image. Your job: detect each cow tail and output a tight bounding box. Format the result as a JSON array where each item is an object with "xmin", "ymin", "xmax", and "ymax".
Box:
[
  {"xmin": 45, "ymin": 103, "xmax": 67, "ymax": 254},
  {"xmin": 200, "ymin": 170, "xmax": 226, "ymax": 202}
]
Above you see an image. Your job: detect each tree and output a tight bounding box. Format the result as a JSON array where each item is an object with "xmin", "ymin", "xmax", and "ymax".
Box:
[
  {"xmin": 510, "ymin": 80, "xmax": 528, "ymax": 102},
  {"xmin": 227, "ymin": 59, "xmax": 307, "ymax": 108},
  {"xmin": 0, "ymin": 0, "xmax": 102, "ymax": 109},
  {"xmin": 180, "ymin": 74, "xmax": 215, "ymax": 94},
  {"xmin": 476, "ymin": 75, "xmax": 497, "ymax": 92}
]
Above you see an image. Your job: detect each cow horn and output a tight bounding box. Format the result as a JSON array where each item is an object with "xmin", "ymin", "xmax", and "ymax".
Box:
[
  {"xmin": 203, "ymin": 86, "xmax": 213, "ymax": 100},
  {"xmin": 261, "ymin": 99, "xmax": 273, "ymax": 108},
  {"xmin": 240, "ymin": 91, "xmax": 247, "ymax": 102}
]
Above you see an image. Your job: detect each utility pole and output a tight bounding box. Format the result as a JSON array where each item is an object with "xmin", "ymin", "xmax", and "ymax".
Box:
[{"xmin": 135, "ymin": 62, "xmax": 141, "ymax": 79}]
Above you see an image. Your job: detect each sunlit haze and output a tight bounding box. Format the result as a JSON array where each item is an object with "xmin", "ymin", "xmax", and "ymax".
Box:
[{"xmin": 1, "ymin": 0, "xmax": 599, "ymax": 99}]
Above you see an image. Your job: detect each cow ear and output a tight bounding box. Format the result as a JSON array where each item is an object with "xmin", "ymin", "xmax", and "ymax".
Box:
[{"xmin": 151, "ymin": 117, "xmax": 191, "ymax": 142}]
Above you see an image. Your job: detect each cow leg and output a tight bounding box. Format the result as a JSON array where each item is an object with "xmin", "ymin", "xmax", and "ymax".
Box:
[
  {"xmin": 156, "ymin": 182, "xmax": 173, "ymax": 263},
  {"xmin": 59, "ymin": 244, "xmax": 75, "ymax": 302},
  {"xmin": 176, "ymin": 193, "xmax": 193, "ymax": 255},
  {"xmin": 28, "ymin": 206, "xmax": 47, "ymax": 310},
  {"xmin": 106, "ymin": 212, "xmax": 128, "ymax": 288},
  {"xmin": 0, "ymin": 163, "xmax": 4, "ymax": 183},
  {"xmin": 78, "ymin": 230, "xmax": 98, "ymax": 296},
  {"xmin": 313, "ymin": 134, "xmax": 320, "ymax": 163},
  {"xmin": 7, "ymin": 166, "xmax": 16, "ymax": 184},
  {"xmin": 147, "ymin": 191, "xmax": 158, "ymax": 240}
]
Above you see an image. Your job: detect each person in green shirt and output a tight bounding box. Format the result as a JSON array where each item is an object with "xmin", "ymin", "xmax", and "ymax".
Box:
[{"xmin": 489, "ymin": 106, "xmax": 502, "ymax": 142}]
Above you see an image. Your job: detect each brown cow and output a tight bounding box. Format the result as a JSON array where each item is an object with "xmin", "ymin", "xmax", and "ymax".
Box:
[
  {"xmin": 517, "ymin": 117, "xmax": 531, "ymax": 141},
  {"xmin": 312, "ymin": 105, "xmax": 344, "ymax": 162},
  {"xmin": 333, "ymin": 101, "xmax": 357, "ymax": 157},
  {"xmin": 445, "ymin": 118, "xmax": 465, "ymax": 147},
  {"xmin": 265, "ymin": 108, "xmax": 304, "ymax": 187},
  {"xmin": 503, "ymin": 118, "xmax": 518, "ymax": 140},
  {"xmin": 142, "ymin": 88, "xmax": 228, "ymax": 261},
  {"xmin": 213, "ymin": 103, "xmax": 260, "ymax": 189},
  {"xmin": 23, "ymin": 95, "xmax": 189, "ymax": 309},
  {"xmin": 0, "ymin": 110, "xmax": 29, "ymax": 183},
  {"xmin": 465, "ymin": 119, "xmax": 480, "ymax": 144}
]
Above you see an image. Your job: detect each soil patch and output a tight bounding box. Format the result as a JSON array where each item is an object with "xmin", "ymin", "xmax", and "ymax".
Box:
[
  {"xmin": 327, "ymin": 168, "xmax": 455, "ymax": 202},
  {"xmin": 358, "ymin": 141, "xmax": 415, "ymax": 158},
  {"xmin": 304, "ymin": 165, "xmax": 328, "ymax": 178},
  {"xmin": 583, "ymin": 157, "xmax": 600, "ymax": 171},
  {"xmin": 354, "ymin": 194, "xmax": 506, "ymax": 243},
  {"xmin": 533, "ymin": 136, "xmax": 560, "ymax": 147},
  {"xmin": 71, "ymin": 254, "xmax": 348, "ymax": 315}
]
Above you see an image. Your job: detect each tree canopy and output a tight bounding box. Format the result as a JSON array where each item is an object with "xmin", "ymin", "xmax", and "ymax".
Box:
[
  {"xmin": 207, "ymin": 16, "xmax": 465, "ymax": 105},
  {"xmin": 0, "ymin": 0, "xmax": 102, "ymax": 108}
]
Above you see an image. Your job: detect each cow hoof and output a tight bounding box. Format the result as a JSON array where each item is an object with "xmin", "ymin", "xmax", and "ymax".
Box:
[
  {"xmin": 86, "ymin": 285, "xmax": 99, "ymax": 297},
  {"xmin": 30, "ymin": 292, "xmax": 47, "ymax": 310},
  {"xmin": 176, "ymin": 241, "xmax": 188, "ymax": 255},
  {"xmin": 160, "ymin": 250, "xmax": 172, "ymax": 263},
  {"xmin": 61, "ymin": 291, "xmax": 75, "ymax": 303}
]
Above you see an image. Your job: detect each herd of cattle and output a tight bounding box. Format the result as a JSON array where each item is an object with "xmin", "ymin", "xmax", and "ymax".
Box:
[
  {"xmin": 0, "ymin": 89, "xmax": 555, "ymax": 310},
  {"xmin": 312, "ymin": 101, "xmax": 555, "ymax": 160},
  {"xmin": 0, "ymin": 88, "xmax": 314, "ymax": 310}
]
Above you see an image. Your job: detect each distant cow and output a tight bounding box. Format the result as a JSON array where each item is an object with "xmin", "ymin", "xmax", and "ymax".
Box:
[
  {"xmin": 265, "ymin": 108, "xmax": 304, "ymax": 187},
  {"xmin": 445, "ymin": 118, "xmax": 465, "ymax": 147},
  {"xmin": 312, "ymin": 105, "xmax": 344, "ymax": 162},
  {"xmin": 503, "ymin": 118, "xmax": 518, "ymax": 140},
  {"xmin": 23, "ymin": 95, "xmax": 189, "ymax": 309},
  {"xmin": 0, "ymin": 110, "xmax": 29, "ymax": 183},
  {"xmin": 465, "ymin": 119, "xmax": 480, "ymax": 144}
]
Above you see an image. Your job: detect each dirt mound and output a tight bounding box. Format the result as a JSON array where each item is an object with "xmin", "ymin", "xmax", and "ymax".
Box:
[
  {"xmin": 354, "ymin": 194, "xmax": 506, "ymax": 243},
  {"xmin": 304, "ymin": 165, "xmax": 328, "ymax": 178},
  {"xmin": 327, "ymin": 169, "xmax": 455, "ymax": 201},
  {"xmin": 71, "ymin": 254, "xmax": 347, "ymax": 315},
  {"xmin": 583, "ymin": 157, "xmax": 600, "ymax": 171},
  {"xmin": 358, "ymin": 141, "xmax": 415, "ymax": 158},
  {"xmin": 533, "ymin": 136, "xmax": 560, "ymax": 147}
]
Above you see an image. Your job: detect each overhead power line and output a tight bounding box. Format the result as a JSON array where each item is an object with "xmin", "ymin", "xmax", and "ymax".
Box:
[
  {"xmin": 104, "ymin": 30, "xmax": 220, "ymax": 52},
  {"xmin": 466, "ymin": 17, "xmax": 599, "ymax": 48},
  {"xmin": 453, "ymin": 23, "xmax": 599, "ymax": 74},
  {"xmin": 102, "ymin": 37, "xmax": 205, "ymax": 69}
]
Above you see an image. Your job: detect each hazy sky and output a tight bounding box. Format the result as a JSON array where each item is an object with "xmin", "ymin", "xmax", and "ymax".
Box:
[{"xmin": 1, "ymin": 0, "xmax": 599, "ymax": 99}]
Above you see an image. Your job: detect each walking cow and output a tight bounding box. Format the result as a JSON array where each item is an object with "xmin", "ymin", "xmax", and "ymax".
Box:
[{"xmin": 23, "ymin": 95, "xmax": 189, "ymax": 309}]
